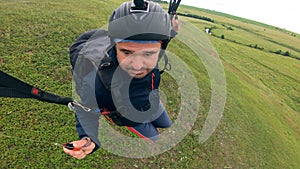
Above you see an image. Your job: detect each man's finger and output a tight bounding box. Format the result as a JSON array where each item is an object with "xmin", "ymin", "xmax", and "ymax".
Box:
[
  {"xmin": 63, "ymin": 147, "xmax": 86, "ymax": 159},
  {"xmin": 72, "ymin": 139, "xmax": 88, "ymax": 148},
  {"xmin": 62, "ymin": 138, "xmax": 95, "ymax": 159}
]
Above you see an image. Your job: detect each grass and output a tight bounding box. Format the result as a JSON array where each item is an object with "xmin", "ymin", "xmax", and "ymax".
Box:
[{"xmin": 0, "ymin": 0, "xmax": 300, "ymax": 168}]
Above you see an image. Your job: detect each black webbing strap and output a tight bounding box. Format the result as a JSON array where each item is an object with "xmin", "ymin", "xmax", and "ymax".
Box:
[
  {"xmin": 0, "ymin": 71, "xmax": 73, "ymax": 106},
  {"xmin": 168, "ymin": 0, "xmax": 181, "ymax": 15},
  {"xmin": 159, "ymin": 50, "xmax": 172, "ymax": 74},
  {"xmin": 156, "ymin": 0, "xmax": 180, "ymax": 75}
]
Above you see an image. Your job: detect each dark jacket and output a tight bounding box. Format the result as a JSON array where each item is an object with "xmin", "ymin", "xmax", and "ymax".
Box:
[{"xmin": 75, "ymin": 47, "xmax": 161, "ymax": 150}]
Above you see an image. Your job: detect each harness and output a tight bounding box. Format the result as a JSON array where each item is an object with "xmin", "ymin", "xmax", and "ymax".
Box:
[{"xmin": 97, "ymin": 56, "xmax": 160, "ymax": 127}]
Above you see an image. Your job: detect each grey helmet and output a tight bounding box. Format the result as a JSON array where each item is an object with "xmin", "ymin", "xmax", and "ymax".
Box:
[{"xmin": 108, "ymin": 0, "xmax": 172, "ymax": 41}]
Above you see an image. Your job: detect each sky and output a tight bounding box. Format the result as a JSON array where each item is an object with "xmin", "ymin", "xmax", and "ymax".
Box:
[{"xmin": 181, "ymin": 0, "xmax": 300, "ymax": 34}]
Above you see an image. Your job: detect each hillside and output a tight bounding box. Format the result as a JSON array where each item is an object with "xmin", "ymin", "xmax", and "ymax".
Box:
[{"xmin": 0, "ymin": 0, "xmax": 299, "ymax": 168}]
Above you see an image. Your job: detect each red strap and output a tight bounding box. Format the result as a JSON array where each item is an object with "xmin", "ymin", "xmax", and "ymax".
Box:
[
  {"xmin": 101, "ymin": 108, "xmax": 110, "ymax": 115},
  {"xmin": 101, "ymin": 108, "xmax": 114, "ymax": 123},
  {"xmin": 151, "ymin": 73, "xmax": 155, "ymax": 90},
  {"xmin": 126, "ymin": 126, "xmax": 153, "ymax": 142}
]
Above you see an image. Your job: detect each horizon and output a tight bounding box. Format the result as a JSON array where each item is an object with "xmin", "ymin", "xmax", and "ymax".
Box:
[{"xmin": 180, "ymin": 0, "xmax": 300, "ymax": 34}]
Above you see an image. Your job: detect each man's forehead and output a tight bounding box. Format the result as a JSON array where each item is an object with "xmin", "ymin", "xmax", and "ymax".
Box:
[
  {"xmin": 114, "ymin": 38, "xmax": 161, "ymax": 44},
  {"xmin": 116, "ymin": 41, "xmax": 161, "ymax": 51}
]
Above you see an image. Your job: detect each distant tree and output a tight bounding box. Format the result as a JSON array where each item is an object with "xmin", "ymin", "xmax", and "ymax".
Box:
[
  {"xmin": 177, "ymin": 12, "xmax": 214, "ymax": 23},
  {"xmin": 249, "ymin": 44, "xmax": 264, "ymax": 50},
  {"xmin": 221, "ymin": 34, "xmax": 225, "ymax": 39},
  {"xmin": 275, "ymin": 50, "xmax": 282, "ymax": 54},
  {"xmin": 283, "ymin": 51, "xmax": 291, "ymax": 56},
  {"xmin": 227, "ymin": 27, "xmax": 234, "ymax": 31}
]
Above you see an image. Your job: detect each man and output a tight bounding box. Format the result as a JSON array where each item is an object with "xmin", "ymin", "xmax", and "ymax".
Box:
[{"xmin": 64, "ymin": 0, "xmax": 179, "ymax": 159}]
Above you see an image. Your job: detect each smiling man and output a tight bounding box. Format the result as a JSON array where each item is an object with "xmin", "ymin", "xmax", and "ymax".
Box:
[{"xmin": 64, "ymin": 0, "xmax": 179, "ymax": 159}]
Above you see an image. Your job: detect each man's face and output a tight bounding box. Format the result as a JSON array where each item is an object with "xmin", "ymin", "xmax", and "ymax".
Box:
[{"xmin": 116, "ymin": 42, "xmax": 161, "ymax": 78}]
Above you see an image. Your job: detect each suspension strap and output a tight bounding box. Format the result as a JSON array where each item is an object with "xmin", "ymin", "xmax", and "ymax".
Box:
[
  {"xmin": 0, "ymin": 71, "xmax": 73, "ymax": 106},
  {"xmin": 159, "ymin": 51, "xmax": 172, "ymax": 74},
  {"xmin": 168, "ymin": 0, "xmax": 181, "ymax": 15},
  {"xmin": 158, "ymin": 0, "xmax": 181, "ymax": 75}
]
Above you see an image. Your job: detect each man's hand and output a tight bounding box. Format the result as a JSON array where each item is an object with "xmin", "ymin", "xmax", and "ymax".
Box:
[
  {"xmin": 63, "ymin": 137, "xmax": 95, "ymax": 159},
  {"xmin": 172, "ymin": 15, "xmax": 180, "ymax": 33}
]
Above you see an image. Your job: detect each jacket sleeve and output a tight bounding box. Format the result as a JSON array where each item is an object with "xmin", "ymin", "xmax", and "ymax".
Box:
[
  {"xmin": 70, "ymin": 30, "xmax": 103, "ymax": 151},
  {"xmin": 74, "ymin": 68, "xmax": 101, "ymax": 151},
  {"xmin": 75, "ymin": 108, "xmax": 100, "ymax": 152}
]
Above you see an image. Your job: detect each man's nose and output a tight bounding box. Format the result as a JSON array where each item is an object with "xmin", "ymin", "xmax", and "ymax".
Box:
[{"xmin": 131, "ymin": 55, "xmax": 144, "ymax": 70}]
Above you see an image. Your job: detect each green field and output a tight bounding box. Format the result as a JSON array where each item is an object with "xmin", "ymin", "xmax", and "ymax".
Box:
[{"xmin": 1, "ymin": 0, "xmax": 299, "ymax": 168}]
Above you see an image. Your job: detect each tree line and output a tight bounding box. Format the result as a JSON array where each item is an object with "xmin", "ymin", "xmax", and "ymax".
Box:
[{"xmin": 177, "ymin": 12, "xmax": 214, "ymax": 23}]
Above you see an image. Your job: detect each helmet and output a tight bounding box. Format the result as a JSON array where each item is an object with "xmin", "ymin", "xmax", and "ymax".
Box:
[{"xmin": 108, "ymin": 0, "xmax": 171, "ymax": 41}]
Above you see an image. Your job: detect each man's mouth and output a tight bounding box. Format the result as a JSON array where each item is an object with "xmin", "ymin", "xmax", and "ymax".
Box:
[{"xmin": 130, "ymin": 70, "xmax": 144, "ymax": 75}]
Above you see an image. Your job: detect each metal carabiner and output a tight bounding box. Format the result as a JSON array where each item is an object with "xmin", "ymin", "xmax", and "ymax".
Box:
[{"xmin": 68, "ymin": 100, "xmax": 91, "ymax": 112}]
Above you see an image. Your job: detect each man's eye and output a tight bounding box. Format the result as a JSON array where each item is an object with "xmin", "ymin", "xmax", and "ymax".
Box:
[
  {"xmin": 124, "ymin": 51, "xmax": 131, "ymax": 55},
  {"xmin": 144, "ymin": 52, "xmax": 155, "ymax": 57}
]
